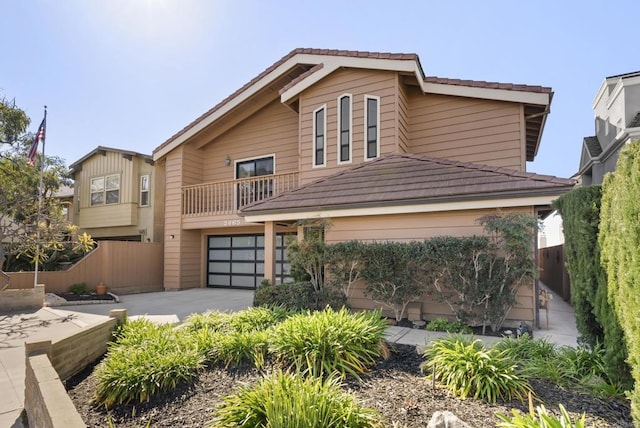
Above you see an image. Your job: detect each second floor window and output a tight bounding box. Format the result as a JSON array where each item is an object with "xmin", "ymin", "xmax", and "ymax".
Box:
[
  {"xmin": 90, "ymin": 174, "xmax": 120, "ymax": 206},
  {"xmin": 140, "ymin": 175, "xmax": 150, "ymax": 207},
  {"xmin": 337, "ymin": 94, "xmax": 352, "ymax": 163},
  {"xmin": 365, "ymin": 95, "xmax": 380, "ymax": 160},
  {"xmin": 313, "ymin": 105, "xmax": 326, "ymax": 167}
]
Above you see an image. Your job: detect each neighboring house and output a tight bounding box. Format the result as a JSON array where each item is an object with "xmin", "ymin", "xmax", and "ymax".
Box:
[
  {"xmin": 152, "ymin": 48, "xmax": 574, "ymax": 324},
  {"xmin": 69, "ymin": 146, "xmax": 162, "ymax": 242},
  {"xmin": 578, "ymin": 70, "xmax": 640, "ymax": 185}
]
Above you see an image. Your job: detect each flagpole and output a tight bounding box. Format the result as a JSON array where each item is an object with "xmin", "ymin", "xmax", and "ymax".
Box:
[{"xmin": 34, "ymin": 106, "xmax": 47, "ymax": 287}]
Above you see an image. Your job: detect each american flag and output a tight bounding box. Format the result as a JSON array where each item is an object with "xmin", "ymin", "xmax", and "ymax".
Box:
[{"xmin": 27, "ymin": 117, "xmax": 46, "ymax": 166}]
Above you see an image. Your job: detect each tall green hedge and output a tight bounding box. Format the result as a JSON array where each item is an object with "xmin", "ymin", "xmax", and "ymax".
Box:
[
  {"xmin": 599, "ymin": 140, "xmax": 640, "ymax": 423},
  {"xmin": 555, "ymin": 185, "xmax": 630, "ymax": 386},
  {"xmin": 553, "ymin": 186, "xmax": 604, "ymax": 346}
]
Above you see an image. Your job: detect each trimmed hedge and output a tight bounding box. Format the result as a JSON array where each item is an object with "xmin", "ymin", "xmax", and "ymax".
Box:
[
  {"xmin": 555, "ymin": 183, "xmax": 630, "ymax": 387},
  {"xmin": 599, "ymin": 139, "xmax": 640, "ymax": 423}
]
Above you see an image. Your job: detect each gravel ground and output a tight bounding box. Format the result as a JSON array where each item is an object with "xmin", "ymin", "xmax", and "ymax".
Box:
[{"xmin": 66, "ymin": 344, "xmax": 632, "ymax": 427}]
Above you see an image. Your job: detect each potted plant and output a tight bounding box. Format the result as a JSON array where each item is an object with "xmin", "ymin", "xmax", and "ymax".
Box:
[{"xmin": 96, "ymin": 282, "xmax": 108, "ymax": 295}]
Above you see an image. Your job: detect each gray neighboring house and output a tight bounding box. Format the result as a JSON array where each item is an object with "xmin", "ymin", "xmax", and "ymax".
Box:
[{"xmin": 578, "ymin": 71, "xmax": 640, "ymax": 185}]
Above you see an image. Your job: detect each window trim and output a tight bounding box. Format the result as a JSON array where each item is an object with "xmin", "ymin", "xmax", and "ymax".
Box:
[
  {"xmin": 336, "ymin": 93, "xmax": 352, "ymax": 164},
  {"xmin": 140, "ymin": 174, "xmax": 150, "ymax": 207},
  {"xmin": 364, "ymin": 95, "xmax": 380, "ymax": 160},
  {"xmin": 90, "ymin": 173, "xmax": 121, "ymax": 206},
  {"xmin": 312, "ymin": 104, "xmax": 327, "ymax": 168}
]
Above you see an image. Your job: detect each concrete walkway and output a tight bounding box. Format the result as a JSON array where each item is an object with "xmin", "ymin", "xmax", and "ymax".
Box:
[{"xmin": 0, "ymin": 284, "xmax": 577, "ymax": 428}]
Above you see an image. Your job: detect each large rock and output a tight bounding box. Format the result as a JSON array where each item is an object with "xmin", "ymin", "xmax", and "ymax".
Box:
[{"xmin": 427, "ymin": 410, "xmax": 472, "ymax": 428}]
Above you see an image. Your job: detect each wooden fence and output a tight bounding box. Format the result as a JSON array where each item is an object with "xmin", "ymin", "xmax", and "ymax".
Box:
[
  {"xmin": 6, "ymin": 241, "xmax": 163, "ymax": 294},
  {"xmin": 538, "ymin": 244, "xmax": 571, "ymax": 302}
]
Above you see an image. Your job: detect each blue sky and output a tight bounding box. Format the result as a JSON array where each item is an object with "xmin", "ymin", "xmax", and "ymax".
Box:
[{"xmin": 1, "ymin": 0, "xmax": 638, "ymax": 178}]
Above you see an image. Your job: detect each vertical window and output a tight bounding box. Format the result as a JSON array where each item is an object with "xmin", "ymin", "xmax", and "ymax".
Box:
[
  {"xmin": 105, "ymin": 174, "xmax": 120, "ymax": 204},
  {"xmin": 235, "ymin": 156, "xmax": 275, "ymax": 208},
  {"xmin": 364, "ymin": 95, "xmax": 380, "ymax": 160},
  {"xmin": 337, "ymin": 94, "xmax": 352, "ymax": 163},
  {"xmin": 90, "ymin": 177, "xmax": 104, "ymax": 206},
  {"xmin": 313, "ymin": 105, "xmax": 326, "ymax": 167},
  {"xmin": 140, "ymin": 175, "xmax": 150, "ymax": 206}
]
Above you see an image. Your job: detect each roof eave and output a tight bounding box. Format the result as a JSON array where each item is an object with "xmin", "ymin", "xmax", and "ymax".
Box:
[
  {"xmin": 424, "ymin": 82, "xmax": 551, "ymax": 106},
  {"xmin": 241, "ymin": 190, "xmax": 574, "ymax": 223}
]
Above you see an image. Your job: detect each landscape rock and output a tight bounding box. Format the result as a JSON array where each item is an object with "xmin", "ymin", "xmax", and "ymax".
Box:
[{"xmin": 427, "ymin": 410, "xmax": 472, "ymax": 428}]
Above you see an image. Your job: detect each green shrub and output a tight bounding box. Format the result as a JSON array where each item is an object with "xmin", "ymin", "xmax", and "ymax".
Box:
[
  {"xmin": 94, "ymin": 319, "xmax": 204, "ymax": 405},
  {"xmin": 426, "ymin": 317, "xmax": 473, "ymax": 334},
  {"xmin": 253, "ymin": 281, "xmax": 316, "ymax": 310},
  {"xmin": 495, "ymin": 335, "xmax": 557, "ymax": 363},
  {"xmin": 421, "ymin": 336, "xmax": 531, "ymax": 403},
  {"xmin": 209, "ymin": 330, "xmax": 270, "ymax": 368},
  {"xmin": 497, "ymin": 404, "xmax": 585, "ymax": 428},
  {"xmin": 182, "ymin": 311, "xmax": 233, "ymax": 333},
  {"xmin": 210, "ymin": 371, "xmax": 384, "ymax": 428},
  {"xmin": 600, "ymin": 139, "xmax": 640, "ymax": 422},
  {"xmin": 68, "ymin": 282, "xmax": 89, "ymax": 295},
  {"xmin": 269, "ymin": 308, "xmax": 388, "ymax": 379}
]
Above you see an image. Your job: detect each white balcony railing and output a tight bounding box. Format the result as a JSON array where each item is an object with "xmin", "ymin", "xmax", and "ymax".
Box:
[{"xmin": 182, "ymin": 172, "xmax": 299, "ymax": 216}]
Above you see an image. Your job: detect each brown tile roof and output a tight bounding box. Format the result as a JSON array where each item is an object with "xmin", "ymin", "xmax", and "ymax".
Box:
[
  {"xmin": 424, "ymin": 76, "xmax": 552, "ymax": 94},
  {"xmin": 155, "ymin": 48, "xmax": 552, "ymax": 157},
  {"xmin": 240, "ymin": 154, "xmax": 575, "ymax": 215}
]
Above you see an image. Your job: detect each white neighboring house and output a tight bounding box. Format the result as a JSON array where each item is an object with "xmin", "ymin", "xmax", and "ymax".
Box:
[
  {"xmin": 538, "ymin": 210, "xmax": 564, "ymax": 249},
  {"xmin": 578, "ymin": 71, "xmax": 640, "ymax": 185}
]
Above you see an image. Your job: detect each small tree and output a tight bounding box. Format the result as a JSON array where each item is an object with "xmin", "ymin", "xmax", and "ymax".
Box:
[
  {"xmin": 325, "ymin": 240, "xmax": 366, "ymax": 300},
  {"xmin": 361, "ymin": 241, "xmax": 429, "ymax": 321}
]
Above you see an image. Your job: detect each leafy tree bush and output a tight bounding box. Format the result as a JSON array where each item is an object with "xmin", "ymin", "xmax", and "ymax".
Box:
[
  {"xmin": 361, "ymin": 241, "xmax": 429, "ymax": 321},
  {"xmin": 253, "ymin": 281, "xmax": 316, "ymax": 310},
  {"xmin": 211, "ymin": 371, "xmax": 384, "ymax": 428},
  {"xmin": 325, "ymin": 240, "xmax": 366, "ymax": 299},
  {"xmin": 599, "ymin": 139, "xmax": 640, "ymax": 422},
  {"xmin": 425, "ymin": 213, "xmax": 537, "ymax": 333},
  {"xmin": 421, "ymin": 335, "xmax": 532, "ymax": 403},
  {"xmin": 269, "ymin": 307, "xmax": 388, "ymax": 379}
]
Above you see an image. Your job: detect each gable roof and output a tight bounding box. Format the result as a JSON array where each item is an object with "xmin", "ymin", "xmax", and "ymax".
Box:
[
  {"xmin": 628, "ymin": 112, "xmax": 640, "ymax": 128},
  {"xmin": 583, "ymin": 136, "xmax": 602, "ymax": 158},
  {"xmin": 69, "ymin": 146, "xmax": 153, "ymax": 174},
  {"xmin": 240, "ymin": 153, "xmax": 574, "ymax": 221},
  {"xmin": 153, "ymin": 48, "xmax": 552, "ymax": 162}
]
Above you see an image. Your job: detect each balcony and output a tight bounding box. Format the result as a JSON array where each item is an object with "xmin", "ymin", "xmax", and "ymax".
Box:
[{"xmin": 182, "ymin": 172, "xmax": 299, "ymax": 216}]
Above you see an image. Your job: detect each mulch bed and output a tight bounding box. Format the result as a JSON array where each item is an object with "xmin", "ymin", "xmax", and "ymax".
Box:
[
  {"xmin": 55, "ymin": 292, "xmax": 116, "ymax": 302},
  {"xmin": 66, "ymin": 344, "xmax": 632, "ymax": 427}
]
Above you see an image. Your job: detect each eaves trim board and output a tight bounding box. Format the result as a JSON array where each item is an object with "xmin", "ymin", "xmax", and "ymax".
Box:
[{"xmin": 241, "ymin": 195, "xmax": 562, "ymax": 223}]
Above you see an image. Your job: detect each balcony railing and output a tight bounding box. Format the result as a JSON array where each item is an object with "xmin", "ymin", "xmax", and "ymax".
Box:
[{"xmin": 182, "ymin": 172, "xmax": 299, "ymax": 216}]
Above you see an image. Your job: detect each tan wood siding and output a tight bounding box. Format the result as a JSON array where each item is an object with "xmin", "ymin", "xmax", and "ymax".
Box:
[
  {"xmin": 299, "ymin": 69, "xmax": 398, "ymax": 185},
  {"xmin": 326, "ymin": 207, "xmax": 535, "ymax": 324},
  {"xmin": 201, "ymin": 101, "xmax": 299, "ymax": 182},
  {"xmin": 397, "ymin": 77, "xmax": 409, "ymax": 153},
  {"xmin": 407, "ymin": 88, "xmax": 524, "ymax": 171},
  {"xmin": 78, "ymin": 204, "xmax": 136, "ymax": 228},
  {"xmin": 163, "ymin": 150, "xmax": 185, "ymax": 288}
]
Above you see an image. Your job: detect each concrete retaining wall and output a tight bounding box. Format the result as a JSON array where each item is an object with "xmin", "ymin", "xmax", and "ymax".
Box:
[
  {"xmin": 0, "ymin": 284, "xmax": 45, "ymax": 311},
  {"xmin": 24, "ymin": 309, "xmax": 126, "ymax": 428}
]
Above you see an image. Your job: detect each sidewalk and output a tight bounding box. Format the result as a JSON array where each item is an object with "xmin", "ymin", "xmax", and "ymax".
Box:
[{"xmin": 0, "ymin": 285, "xmax": 577, "ymax": 428}]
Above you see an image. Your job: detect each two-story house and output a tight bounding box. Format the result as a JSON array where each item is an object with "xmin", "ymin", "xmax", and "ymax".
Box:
[
  {"xmin": 70, "ymin": 146, "xmax": 162, "ymax": 242},
  {"xmin": 153, "ymin": 48, "xmax": 574, "ymax": 324},
  {"xmin": 578, "ymin": 70, "xmax": 640, "ymax": 185}
]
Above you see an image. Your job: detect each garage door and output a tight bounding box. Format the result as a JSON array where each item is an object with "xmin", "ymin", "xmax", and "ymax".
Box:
[{"xmin": 206, "ymin": 234, "xmax": 292, "ymax": 289}]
